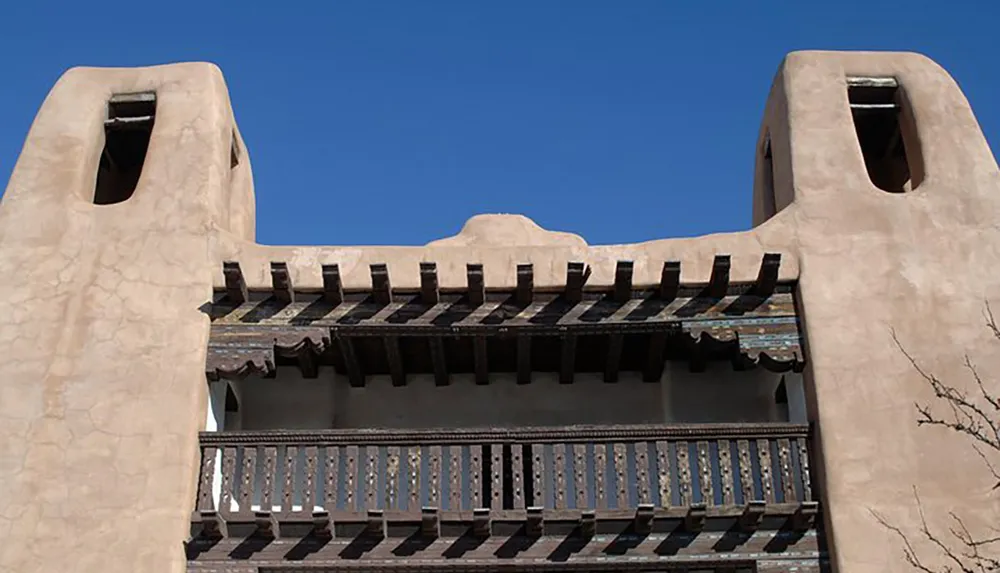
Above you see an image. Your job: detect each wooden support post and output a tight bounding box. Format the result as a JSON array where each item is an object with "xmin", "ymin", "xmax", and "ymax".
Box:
[
  {"xmin": 604, "ymin": 333, "xmax": 624, "ymax": 383},
  {"xmin": 198, "ymin": 510, "xmax": 227, "ymax": 539},
  {"xmin": 634, "ymin": 503, "xmax": 655, "ymax": 535},
  {"xmin": 560, "ymin": 334, "xmax": 577, "ymax": 384},
  {"xmin": 516, "ymin": 335, "xmax": 532, "ymax": 385},
  {"xmin": 366, "ymin": 509, "xmax": 386, "ymax": 538},
  {"xmin": 384, "ymin": 336, "xmax": 405, "ymax": 387},
  {"xmin": 223, "ymin": 261, "xmax": 248, "ymax": 305},
  {"xmin": 516, "ymin": 264, "xmax": 534, "ymax": 306},
  {"xmin": 312, "ymin": 510, "xmax": 332, "ymax": 539},
  {"xmin": 473, "ymin": 508, "xmax": 491, "ymax": 538},
  {"xmin": 643, "ymin": 331, "xmax": 668, "ymax": 382},
  {"xmin": 430, "ymin": 337, "xmax": 449, "ymax": 386},
  {"xmin": 421, "ymin": 507, "xmax": 440, "ymax": 539},
  {"xmin": 526, "ymin": 506, "xmax": 544, "ymax": 537},
  {"xmin": 684, "ymin": 503, "xmax": 707, "ymax": 533},
  {"xmin": 756, "ymin": 253, "xmax": 781, "ymax": 294},
  {"xmin": 322, "ymin": 264, "xmax": 344, "ymax": 305},
  {"xmin": 371, "ymin": 264, "xmax": 392, "ymax": 305},
  {"xmin": 565, "ymin": 262, "xmax": 589, "ymax": 303},
  {"xmin": 420, "ymin": 262, "xmax": 439, "ymax": 305},
  {"xmin": 793, "ymin": 501, "xmax": 819, "ymax": 531},
  {"xmin": 579, "ymin": 510, "xmax": 596, "ymax": 539},
  {"xmin": 614, "ymin": 261, "xmax": 633, "ymax": 303},
  {"xmin": 739, "ymin": 500, "xmax": 766, "ymax": 532},
  {"xmin": 474, "ymin": 335, "xmax": 489, "ymax": 385},
  {"xmin": 467, "ymin": 263, "xmax": 485, "ymax": 307},
  {"xmin": 659, "ymin": 261, "xmax": 681, "ymax": 301},
  {"xmin": 254, "ymin": 510, "xmax": 275, "ymax": 538},
  {"xmin": 339, "ymin": 337, "xmax": 364, "ymax": 388},
  {"xmin": 708, "ymin": 255, "xmax": 731, "ymax": 298},
  {"xmin": 270, "ymin": 262, "xmax": 294, "ymax": 304}
]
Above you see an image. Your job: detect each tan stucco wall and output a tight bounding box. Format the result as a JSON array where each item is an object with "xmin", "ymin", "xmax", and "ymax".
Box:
[{"xmin": 0, "ymin": 51, "xmax": 997, "ymax": 573}]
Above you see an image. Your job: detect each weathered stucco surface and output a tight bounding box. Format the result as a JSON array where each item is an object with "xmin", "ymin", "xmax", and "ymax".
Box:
[{"xmin": 0, "ymin": 51, "xmax": 997, "ymax": 573}]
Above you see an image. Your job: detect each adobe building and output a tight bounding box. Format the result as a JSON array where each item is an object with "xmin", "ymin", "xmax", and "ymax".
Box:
[{"xmin": 0, "ymin": 50, "xmax": 996, "ymax": 573}]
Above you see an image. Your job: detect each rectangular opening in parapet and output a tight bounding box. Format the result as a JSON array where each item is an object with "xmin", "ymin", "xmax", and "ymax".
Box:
[
  {"xmin": 93, "ymin": 92, "xmax": 156, "ymax": 205},
  {"xmin": 848, "ymin": 77, "xmax": 919, "ymax": 193},
  {"xmin": 230, "ymin": 130, "xmax": 240, "ymax": 169},
  {"xmin": 761, "ymin": 134, "xmax": 777, "ymax": 219}
]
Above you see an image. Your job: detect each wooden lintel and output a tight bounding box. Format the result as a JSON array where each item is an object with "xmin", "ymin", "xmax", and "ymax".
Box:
[
  {"xmin": 684, "ymin": 503, "xmax": 707, "ymax": 532},
  {"xmin": 467, "ymin": 263, "xmax": 485, "ymax": 307},
  {"xmin": 739, "ymin": 500, "xmax": 766, "ymax": 532},
  {"xmin": 516, "ymin": 264, "xmax": 534, "ymax": 306},
  {"xmin": 421, "ymin": 507, "xmax": 440, "ymax": 539},
  {"xmin": 223, "ymin": 261, "xmax": 248, "ymax": 305},
  {"xmin": 565, "ymin": 262, "xmax": 589, "ymax": 303},
  {"xmin": 634, "ymin": 503, "xmax": 655, "ymax": 535},
  {"xmin": 708, "ymin": 255, "xmax": 731, "ymax": 298},
  {"xmin": 643, "ymin": 332, "xmax": 668, "ymax": 382},
  {"xmin": 420, "ymin": 262, "xmax": 439, "ymax": 305},
  {"xmin": 384, "ymin": 336, "xmax": 405, "ymax": 387},
  {"xmin": 756, "ymin": 253, "xmax": 781, "ymax": 294},
  {"xmin": 516, "ymin": 336, "xmax": 532, "ymax": 385},
  {"xmin": 526, "ymin": 506, "xmax": 544, "ymax": 537},
  {"xmin": 270, "ymin": 262, "xmax": 294, "ymax": 304},
  {"xmin": 473, "ymin": 336, "xmax": 489, "ymax": 385},
  {"xmin": 322, "ymin": 264, "xmax": 344, "ymax": 305},
  {"xmin": 429, "ymin": 337, "xmax": 449, "ymax": 386},
  {"xmin": 473, "ymin": 507, "xmax": 491, "ymax": 538},
  {"xmin": 339, "ymin": 337, "xmax": 364, "ymax": 387},
  {"xmin": 614, "ymin": 261, "xmax": 634, "ymax": 303},
  {"xmin": 579, "ymin": 510, "xmax": 596, "ymax": 539},
  {"xmin": 559, "ymin": 335, "xmax": 577, "ymax": 384},
  {"xmin": 604, "ymin": 333, "xmax": 624, "ymax": 383},
  {"xmin": 660, "ymin": 261, "xmax": 681, "ymax": 301},
  {"xmin": 371, "ymin": 264, "xmax": 392, "ymax": 305}
]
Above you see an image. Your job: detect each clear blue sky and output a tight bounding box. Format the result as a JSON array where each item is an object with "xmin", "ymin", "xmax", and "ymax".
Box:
[{"xmin": 0, "ymin": 1, "xmax": 997, "ymax": 246}]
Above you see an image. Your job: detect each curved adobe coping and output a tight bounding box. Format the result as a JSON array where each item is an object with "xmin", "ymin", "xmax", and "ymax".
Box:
[{"xmin": 211, "ymin": 213, "xmax": 800, "ymax": 292}]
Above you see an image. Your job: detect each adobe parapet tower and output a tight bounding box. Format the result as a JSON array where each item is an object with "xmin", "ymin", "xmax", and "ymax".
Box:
[{"xmin": 0, "ymin": 51, "xmax": 997, "ymax": 573}]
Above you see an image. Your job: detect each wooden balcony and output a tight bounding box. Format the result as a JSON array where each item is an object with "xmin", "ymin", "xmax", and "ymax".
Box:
[{"xmin": 190, "ymin": 423, "xmax": 817, "ymax": 541}]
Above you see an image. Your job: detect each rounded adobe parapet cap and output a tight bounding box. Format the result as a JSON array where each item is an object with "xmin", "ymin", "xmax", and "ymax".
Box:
[{"xmin": 426, "ymin": 214, "xmax": 588, "ymax": 247}]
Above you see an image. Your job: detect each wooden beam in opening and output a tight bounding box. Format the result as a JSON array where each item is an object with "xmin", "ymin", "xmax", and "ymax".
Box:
[
  {"xmin": 516, "ymin": 264, "xmax": 533, "ymax": 306},
  {"xmin": 643, "ymin": 331, "xmax": 668, "ymax": 383},
  {"xmin": 516, "ymin": 335, "xmax": 532, "ymax": 385},
  {"xmin": 223, "ymin": 261, "xmax": 248, "ymax": 305},
  {"xmin": 420, "ymin": 507, "xmax": 440, "ymax": 539},
  {"xmin": 559, "ymin": 334, "xmax": 577, "ymax": 384},
  {"xmin": 473, "ymin": 335, "xmax": 489, "ymax": 385},
  {"xmin": 708, "ymin": 255, "xmax": 731, "ymax": 298},
  {"xmin": 384, "ymin": 336, "xmax": 405, "ymax": 387},
  {"xmin": 322, "ymin": 264, "xmax": 344, "ymax": 305},
  {"xmin": 340, "ymin": 337, "xmax": 364, "ymax": 387},
  {"xmin": 429, "ymin": 337, "xmax": 449, "ymax": 386},
  {"xmin": 660, "ymin": 261, "xmax": 681, "ymax": 301},
  {"xmin": 614, "ymin": 261, "xmax": 633, "ymax": 303},
  {"xmin": 270, "ymin": 262, "xmax": 294, "ymax": 304},
  {"xmin": 371, "ymin": 264, "xmax": 392, "ymax": 305},
  {"xmin": 420, "ymin": 262, "xmax": 439, "ymax": 305},
  {"xmin": 756, "ymin": 253, "xmax": 781, "ymax": 294},
  {"xmin": 467, "ymin": 263, "xmax": 485, "ymax": 307},
  {"xmin": 565, "ymin": 262, "xmax": 589, "ymax": 304},
  {"xmin": 604, "ymin": 333, "xmax": 624, "ymax": 383}
]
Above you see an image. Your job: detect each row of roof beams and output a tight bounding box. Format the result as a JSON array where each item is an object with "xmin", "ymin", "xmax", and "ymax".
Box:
[{"xmin": 220, "ymin": 253, "xmax": 785, "ymax": 307}]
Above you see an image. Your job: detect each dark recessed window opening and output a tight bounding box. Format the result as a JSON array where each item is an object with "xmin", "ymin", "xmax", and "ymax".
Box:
[
  {"xmin": 848, "ymin": 77, "xmax": 917, "ymax": 193},
  {"xmin": 93, "ymin": 92, "xmax": 155, "ymax": 205},
  {"xmin": 230, "ymin": 131, "xmax": 240, "ymax": 169},
  {"xmin": 761, "ymin": 134, "xmax": 777, "ymax": 219}
]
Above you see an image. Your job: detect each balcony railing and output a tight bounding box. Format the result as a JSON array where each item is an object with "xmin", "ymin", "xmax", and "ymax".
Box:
[{"xmin": 192, "ymin": 423, "xmax": 816, "ymax": 538}]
